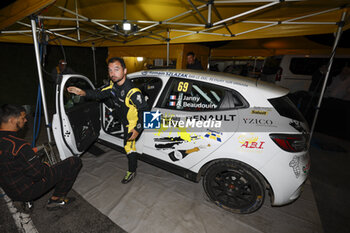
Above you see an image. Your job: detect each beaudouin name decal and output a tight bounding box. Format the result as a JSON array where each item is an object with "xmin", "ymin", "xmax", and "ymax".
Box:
[{"xmin": 182, "ymin": 102, "xmax": 217, "ymax": 109}]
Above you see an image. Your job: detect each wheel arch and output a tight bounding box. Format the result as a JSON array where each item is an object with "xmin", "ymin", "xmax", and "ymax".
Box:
[{"xmin": 196, "ymin": 158, "xmax": 274, "ymax": 202}]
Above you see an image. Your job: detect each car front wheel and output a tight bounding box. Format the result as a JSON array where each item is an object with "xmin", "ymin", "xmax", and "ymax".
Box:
[{"xmin": 203, "ymin": 160, "xmax": 265, "ymax": 214}]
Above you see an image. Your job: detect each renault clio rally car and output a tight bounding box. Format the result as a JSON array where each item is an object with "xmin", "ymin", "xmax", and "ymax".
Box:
[{"xmin": 52, "ymin": 69, "xmax": 310, "ymax": 214}]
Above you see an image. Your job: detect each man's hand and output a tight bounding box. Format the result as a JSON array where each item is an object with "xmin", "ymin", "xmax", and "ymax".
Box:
[
  {"xmin": 67, "ymin": 86, "xmax": 86, "ymax": 96},
  {"xmin": 128, "ymin": 128, "xmax": 139, "ymax": 141}
]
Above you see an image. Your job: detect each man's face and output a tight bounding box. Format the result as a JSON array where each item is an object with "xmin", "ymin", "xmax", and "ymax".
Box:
[
  {"xmin": 59, "ymin": 60, "xmax": 67, "ymax": 71},
  {"xmin": 108, "ymin": 61, "xmax": 126, "ymax": 83},
  {"xmin": 15, "ymin": 111, "xmax": 27, "ymax": 131},
  {"xmin": 187, "ymin": 55, "xmax": 195, "ymax": 65}
]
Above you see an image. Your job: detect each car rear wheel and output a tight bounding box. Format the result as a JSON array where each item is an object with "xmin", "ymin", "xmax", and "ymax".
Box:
[{"xmin": 203, "ymin": 160, "xmax": 265, "ymax": 214}]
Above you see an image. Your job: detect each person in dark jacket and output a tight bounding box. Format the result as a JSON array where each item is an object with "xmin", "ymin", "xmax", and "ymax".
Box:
[
  {"xmin": 51, "ymin": 59, "xmax": 75, "ymax": 85},
  {"xmin": 67, "ymin": 57, "xmax": 148, "ymax": 184},
  {"xmin": 186, "ymin": 52, "xmax": 203, "ymax": 70},
  {"xmin": 0, "ymin": 104, "xmax": 82, "ymax": 210},
  {"xmin": 309, "ymin": 64, "xmax": 328, "ymax": 94}
]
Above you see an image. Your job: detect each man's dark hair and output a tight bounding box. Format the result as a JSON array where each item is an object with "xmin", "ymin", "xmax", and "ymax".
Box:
[
  {"xmin": 108, "ymin": 57, "xmax": 126, "ymax": 69},
  {"xmin": 0, "ymin": 104, "xmax": 26, "ymax": 125},
  {"xmin": 187, "ymin": 52, "xmax": 195, "ymax": 57}
]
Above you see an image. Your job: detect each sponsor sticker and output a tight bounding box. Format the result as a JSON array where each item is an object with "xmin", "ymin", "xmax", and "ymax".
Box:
[
  {"xmin": 251, "ymin": 110, "xmax": 268, "ymax": 115},
  {"xmin": 238, "ymin": 133, "xmax": 265, "ymax": 151},
  {"xmin": 204, "ymin": 132, "xmax": 222, "ymax": 142},
  {"xmin": 243, "ymin": 118, "xmax": 275, "ymax": 127}
]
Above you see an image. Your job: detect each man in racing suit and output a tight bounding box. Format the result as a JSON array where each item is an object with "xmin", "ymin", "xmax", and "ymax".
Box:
[{"xmin": 67, "ymin": 57, "xmax": 148, "ymax": 184}]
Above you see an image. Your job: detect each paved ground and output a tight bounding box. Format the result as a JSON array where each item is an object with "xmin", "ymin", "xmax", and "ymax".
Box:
[
  {"xmin": 0, "ymin": 192, "xmax": 19, "ymax": 233},
  {"xmin": 308, "ymin": 133, "xmax": 350, "ymax": 233},
  {"xmin": 0, "ymin": 113, "xmax": 349, "ymax": 233}
]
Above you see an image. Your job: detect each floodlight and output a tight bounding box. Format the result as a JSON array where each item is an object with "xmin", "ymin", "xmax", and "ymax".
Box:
[{"xmin": 123, "ymin": 22, "xmax": 131, "ymax": 31}]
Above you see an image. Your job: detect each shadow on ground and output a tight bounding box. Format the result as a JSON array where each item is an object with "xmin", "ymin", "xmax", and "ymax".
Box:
[
  {"xmin": 30, "ymin": 190, "xmax": 126, "ymax": 233},
  {"xmin": 309, "ymin": 133, "xmax": 350, "ymax": 233}
]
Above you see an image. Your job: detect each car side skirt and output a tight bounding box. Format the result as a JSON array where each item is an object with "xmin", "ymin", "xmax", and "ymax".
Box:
[{"xmin": 97, "ymin": 139, "xmax": 199, "ymax": 182}]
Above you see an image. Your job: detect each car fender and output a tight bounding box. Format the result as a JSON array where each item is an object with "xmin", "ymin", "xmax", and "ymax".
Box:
[{"xmin": 189, "ymin": 132, "xmax": 277, "ymax": 175}]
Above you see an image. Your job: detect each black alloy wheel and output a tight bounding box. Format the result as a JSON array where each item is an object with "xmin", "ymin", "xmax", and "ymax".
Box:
[{"xmin": 203, "ymin": 160, "xmax": 265, "ymax": 214}]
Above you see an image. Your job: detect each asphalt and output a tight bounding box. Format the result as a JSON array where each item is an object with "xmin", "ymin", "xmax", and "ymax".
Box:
[
  {"xmin": 308, "ymin": 134, "xmax": 350, "ymax": 233},
  {"xmin": 0, "ymin": 192, "xmax": 19, "ymax": 233},
  {"xmin": 30, "ymin": 190, "xmax": 126, "ymax": 233},
  {"xmin": 0, "ymin": 114, "xmax": 126, "ymax": 233},
  {"xmin": 0, "ymin": 113, "xmax": 349, "ymax": 233}
]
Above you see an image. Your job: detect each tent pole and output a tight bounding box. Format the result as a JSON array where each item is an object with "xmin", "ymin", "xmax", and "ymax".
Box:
[
  {"xmin": 75, "ymin": 0, "xmax": 80, "ymax": 41},
  {"xmin": 213, "ymin": 1, "xmax": 279, "ymax": 26},
  {"xmin": 208, "ymin": 2, "xmax": 212, "ymax": 25},
  {"xmin": 92, "ymin": 42, "xmax": 97, "ymax": 85},
  {"xmin": 123, "ymin": 0, "xmax": 127, "ymax": 21},
  {"xmin": 188, "ymin": 0, "xmax": 207, "ymax": 24},
  {"xmin": 30, "ymin": 17, "xmax": 52, "ymax": 143},
  {"xmin": 167, "ymin": 29, "xmax": 170, "ymax": 66},
  {"xmin": 309, "ymin": 11, "xmax": 347, "ymax": 142},
  {"xmin": 207, "ymin": 48, "xmax": 212, "ymax": 70}
]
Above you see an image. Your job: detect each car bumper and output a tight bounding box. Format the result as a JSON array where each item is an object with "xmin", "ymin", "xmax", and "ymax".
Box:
[{"xmin": 260, "ymin": 151, "xmax": 310, "ymax": 206}]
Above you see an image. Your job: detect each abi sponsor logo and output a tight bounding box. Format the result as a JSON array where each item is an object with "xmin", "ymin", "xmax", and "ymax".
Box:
[{"xmin": 238, "ymin": 134, "xmax": 265, "ymax": 150}]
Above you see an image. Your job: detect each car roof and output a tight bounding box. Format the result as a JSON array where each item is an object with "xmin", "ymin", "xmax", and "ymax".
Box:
[{"xmin": 129, "ymin": 69, "xmax": 289, "ymax": 99}]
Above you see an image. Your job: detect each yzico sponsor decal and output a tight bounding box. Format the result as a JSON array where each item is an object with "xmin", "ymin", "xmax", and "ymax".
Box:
[{"xmin": 243, "ymin": 118, "xmax": 273, "ymax": 126}]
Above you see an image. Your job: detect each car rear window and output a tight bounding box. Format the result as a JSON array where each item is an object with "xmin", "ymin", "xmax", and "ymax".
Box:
[{"xmin": 268, "ymin": 95, "xmax": 305, "ymax": 122}]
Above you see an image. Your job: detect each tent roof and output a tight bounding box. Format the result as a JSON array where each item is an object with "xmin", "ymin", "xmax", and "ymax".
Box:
[
  {"xmin": 210, "ymin": 35, "xmax": 350, "ymax": 57},
  {"xmin": 0, "ymin": 0, "xmax": 350, "ymax": 47}
]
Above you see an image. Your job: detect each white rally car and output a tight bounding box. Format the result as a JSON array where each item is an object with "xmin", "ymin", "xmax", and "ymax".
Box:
[{"xmin": 52, "ymin": 69, "xmax": 310, "ymax": 214}]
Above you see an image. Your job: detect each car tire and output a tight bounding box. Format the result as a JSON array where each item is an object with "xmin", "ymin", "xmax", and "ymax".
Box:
[{"xmin": 203, "ymin": 160, "xmax": 265, "ymax": 214}]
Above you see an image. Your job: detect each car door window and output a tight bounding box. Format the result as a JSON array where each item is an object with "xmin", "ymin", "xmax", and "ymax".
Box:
[
  {"xmin": 158, "ymin": 78, "xmax": 243, "ymax": 111},
  {"xmin": 63, "ymin": 77, "xmax": 94, "ymax": 110},
  {"xmin": 61, "ymin": 77, "xmax": 100, "ymax": 152},
  {"xmin": 131, "ymin": 76, "xmax": 162, "ymax": 108}
]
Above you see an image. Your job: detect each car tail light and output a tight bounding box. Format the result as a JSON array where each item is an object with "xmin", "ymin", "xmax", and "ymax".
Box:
[
  {"xmin": 270, "ymin": 134, "xmax": 308, "ymax": 152},
  {"xmin": 275, "ymin": 67, "xmax": 283, "ymax": 81}
]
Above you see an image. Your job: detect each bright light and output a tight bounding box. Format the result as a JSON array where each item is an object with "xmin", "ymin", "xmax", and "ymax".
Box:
[
  {"xmin": 123, "ymin": 22, "xmax": 131, "ymax": 31},
  {"xmin": 137, "ymin": 57, "xmax": 143, "ymax": 62}
]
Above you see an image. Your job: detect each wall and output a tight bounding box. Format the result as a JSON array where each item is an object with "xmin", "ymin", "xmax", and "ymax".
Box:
[
  {"xmin": 0, "ymin": 43, "xmax": 108, "ymax": 109},
  {"xmin": 182, "ymin": 44, "xmax": 210, "ymax": 70},
  {"xmin": 108, "ymin": 43, "xmax": 210, "ymax": 72}
]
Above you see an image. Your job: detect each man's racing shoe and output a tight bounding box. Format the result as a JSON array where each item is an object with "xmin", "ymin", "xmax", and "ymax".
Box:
[
  {"xmin": 46, "ymin": 196, "xmax": 76, "ymax": 211},
  {"xmin": 121, "ymin": 171, "xmax": 136, "ymax": 184}
]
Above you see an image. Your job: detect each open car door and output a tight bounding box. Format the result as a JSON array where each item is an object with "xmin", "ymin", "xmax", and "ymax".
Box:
[{"xmin": 52, "ymin": 74, "xmax": 101, "ymax": 160}]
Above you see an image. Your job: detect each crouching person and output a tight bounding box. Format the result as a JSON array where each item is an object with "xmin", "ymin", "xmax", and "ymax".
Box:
[{"xmin": 0, "ymin": 104, "xmax": 82, "ymax": 211}]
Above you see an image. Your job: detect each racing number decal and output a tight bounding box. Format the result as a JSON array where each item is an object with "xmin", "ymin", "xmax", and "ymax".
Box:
[
  {"xmin": 178, "ymin": 82, "xmax": 188, "ymax": 92},
  {"xmin": 174, "ymin": 81, "xmax": 192, "ymax": 93}
]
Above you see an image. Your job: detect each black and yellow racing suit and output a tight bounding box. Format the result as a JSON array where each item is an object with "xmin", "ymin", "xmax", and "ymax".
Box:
[{"xmin": 85, "ymin": 78, "xmax": 148, "ymax": 172}]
